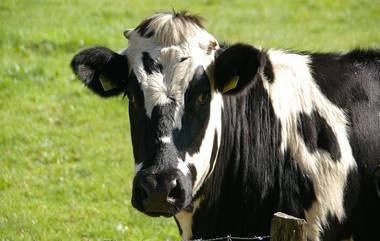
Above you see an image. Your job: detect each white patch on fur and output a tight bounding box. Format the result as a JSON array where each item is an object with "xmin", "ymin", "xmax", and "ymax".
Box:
[
  {"xmin": 135, "ymin": 162, "xmax": 143, "ymax": 173},
  {"xmin": 175, "ymin": 198, "xmax": 202, "ymax": 240},
  {"xmin": 263, "ymin": 49, "xmax": 357, "ymax": 241},
  {"xmin": 184, "ymin": 93, "xmax": 223, "ymax": 195},
  {"xmin": 159, "ymin": 136, "xmax": 171, "ymax": 143},
  {"xmin": 177, "ymin": 159, "xmax": 190, "ymax": 176}
]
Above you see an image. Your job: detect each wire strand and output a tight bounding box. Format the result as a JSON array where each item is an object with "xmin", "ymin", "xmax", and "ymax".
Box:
[{"xmin": 184, "ymin": 234, "xmax": 270, "ymax": 241}]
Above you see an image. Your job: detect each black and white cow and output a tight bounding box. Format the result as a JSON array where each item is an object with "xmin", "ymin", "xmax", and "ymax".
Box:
[{"xmin": 71, "ymin": 12, "xmax": 380, "ymax": 241}]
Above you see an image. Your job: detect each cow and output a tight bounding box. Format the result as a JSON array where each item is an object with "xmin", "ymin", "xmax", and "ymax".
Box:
[{"xmin": 71, "ymin": 11, "xmax": 380, "ymax": 241}]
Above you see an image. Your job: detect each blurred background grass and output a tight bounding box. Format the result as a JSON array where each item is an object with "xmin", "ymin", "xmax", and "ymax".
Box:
[{"xmin": 0, "ymin": 0, "xmax": 379, "ymax": 240}]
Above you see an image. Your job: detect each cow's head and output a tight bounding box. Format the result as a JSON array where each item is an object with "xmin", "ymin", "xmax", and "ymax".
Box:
[{"xmin": 71, "ymin": 12, "xmax": 263, "ymax": 217}]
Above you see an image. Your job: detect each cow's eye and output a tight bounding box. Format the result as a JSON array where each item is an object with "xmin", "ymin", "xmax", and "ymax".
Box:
[{"xmin": 197, "ymin": 93, "xmax": 208, "ymax": 105}]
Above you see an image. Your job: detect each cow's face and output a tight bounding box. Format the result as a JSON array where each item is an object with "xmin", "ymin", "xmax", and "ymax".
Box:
[
  {"xmin": 124, "ymin": 14, "xmax": 224, "ymax": 216},
  {"xmin": 71, "ymin": 12, "xmax": 263, "ymax": 217},
  {"xmin": 71, "ymin": 12, "xmax": 223, "ymax": 217}
]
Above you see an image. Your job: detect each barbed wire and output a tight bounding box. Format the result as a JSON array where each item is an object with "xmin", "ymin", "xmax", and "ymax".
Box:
[{"xmin": 184, "ymin": 234, "xmax": 270, "ymax": 241}]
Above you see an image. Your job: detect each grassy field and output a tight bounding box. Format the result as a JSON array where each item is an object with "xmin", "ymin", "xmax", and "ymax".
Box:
[{"xmin": 0, "ymin": 0, "xmax": 379, "ymax": 240}]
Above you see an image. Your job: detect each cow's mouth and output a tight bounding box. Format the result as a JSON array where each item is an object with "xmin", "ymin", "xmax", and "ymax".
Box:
[
  {"xmin": 140, "ymin": 201, "xmax": 194, "ymax": 217},
  {"xmin": 145, "ymin": 211, "xmax": 173, "ymax": 217},
  {"xmin": 142, "ymin": 202, "xmax": 185, "ymax": 217}
]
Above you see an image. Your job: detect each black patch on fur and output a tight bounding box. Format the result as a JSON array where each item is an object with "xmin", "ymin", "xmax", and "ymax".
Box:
[
  {"xmin": 188, "ymin": 163, "xmax": 197, "ymax": 186},
  {"xmin": 145, "ymin": 31, "xmax": 154, "ymax": 38},
  {"xmin": 282, "ymin": 150, "xmax": 317, "ymax": 210},
  {"xmin": 173, "ymin": 66, "xmax": 211, "ymax": 155},
  {"xmin": 375, "ymin": 165, "xmax": 380, "ymax": 199},
  {"xmin": 142, "ymin": 52, "xmax": 162, "ymax": 75},
  {"xmin": 151, "ymin": 103, "xmax": 176, "ymax": 139},
  {"xmin": 297, "ymin": 111, "xmax": 341, "ymax": 161},
  {"xmin": 309, "ymin": 49, "xmax": 380, "ymax": 108},
  {"xmin": 351, "ymin": 83, "xmax": 369, "ymax": 103},
  {"xmin": 347, "ymin": 49, "xmax": 380, "ymax": 62},
  {"xmin": 127, "ymin": 71, "xmax": 152, "ymax": 166},
  {"xmin": 298, "ymin": 112, "xmax": 318, "ymax": 151},
  {"xmin": 135, "ymin": 17, "xmax": 154, "ymax": 36}
]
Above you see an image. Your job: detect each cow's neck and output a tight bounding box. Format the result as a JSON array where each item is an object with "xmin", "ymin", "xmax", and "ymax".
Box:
[{"xmin": 182, "ymin": 81, "xmax": 312, "ymax": 239}]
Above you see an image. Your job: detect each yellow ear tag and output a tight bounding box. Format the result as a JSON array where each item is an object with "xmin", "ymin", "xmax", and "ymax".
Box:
[
  {"xmin": 222, "ymin": 75, "xmax": 239, "ymax": 93},
  {"xmin": 99, "ymin": 74, "xmax": 118, "ymax": 91}
]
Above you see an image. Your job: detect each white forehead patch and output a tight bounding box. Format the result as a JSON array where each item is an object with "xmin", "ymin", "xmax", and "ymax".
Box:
[{"xmin": 125, "ymin": 13, "xmax": 219, "ymax": 122}]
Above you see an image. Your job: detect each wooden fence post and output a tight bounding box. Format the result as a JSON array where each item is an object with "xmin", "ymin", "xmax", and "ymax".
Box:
[{"xmin": 270, "ymin": 212, "xmax": 307, "ymax": 241}]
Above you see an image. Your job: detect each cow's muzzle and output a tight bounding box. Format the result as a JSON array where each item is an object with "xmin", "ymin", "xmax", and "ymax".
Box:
[{"xmin": 131, "ymin": 169, "xmax": 191, "ymax": 217}]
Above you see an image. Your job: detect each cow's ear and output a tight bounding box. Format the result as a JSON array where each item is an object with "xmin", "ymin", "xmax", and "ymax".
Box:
[
  {"xmin": 71, "ymin": 46, "xmax": 129, "ymax": 97},
  {"xmin": 214, "ymin": 43, "xmax": 263, "ymax": 94}
]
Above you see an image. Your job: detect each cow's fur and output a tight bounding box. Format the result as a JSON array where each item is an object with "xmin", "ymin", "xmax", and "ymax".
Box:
[
  {"xmin": 183, "ymin": 46, "xmax": 380, "ymax": 241},
  {"xmin": 71, "ymin": 12, "xmax": 380, "ymax": 241}
]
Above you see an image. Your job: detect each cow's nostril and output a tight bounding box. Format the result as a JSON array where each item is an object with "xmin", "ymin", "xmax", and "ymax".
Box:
[{"xmin": 167, "ymin": 180, "xmax": 182, "ymax": 202}]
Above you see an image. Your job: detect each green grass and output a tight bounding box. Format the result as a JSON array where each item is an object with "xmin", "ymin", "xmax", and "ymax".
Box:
[{"xmin": 0, "ymin": 0, "xmax": 379, "ymax": 240}]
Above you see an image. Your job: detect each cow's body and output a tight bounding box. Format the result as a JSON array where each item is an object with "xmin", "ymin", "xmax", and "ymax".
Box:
[
  {"xmin": 71, "ymin": 12, "xmax": 380, "ymax": 241},
  {"xmin": 177, "ymin": 49, "xmax": 380, "ymax": 241}
]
